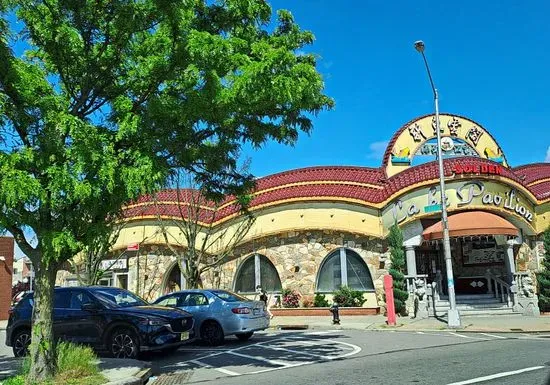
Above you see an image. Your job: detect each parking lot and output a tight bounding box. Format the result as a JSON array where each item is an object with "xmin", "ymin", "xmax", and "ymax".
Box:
[{"xmin": 148, "ymin": 330, "xmax": 361, "ymax": 383}]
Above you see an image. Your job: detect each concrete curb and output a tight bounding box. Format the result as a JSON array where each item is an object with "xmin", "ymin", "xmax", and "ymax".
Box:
[
  {"xmin": 104, "ymin": 367, "xmax": 152, "ymax": 385},
  {"xmin": 272, "ymin": 323, "xmax": 550, "ymax": 334}
]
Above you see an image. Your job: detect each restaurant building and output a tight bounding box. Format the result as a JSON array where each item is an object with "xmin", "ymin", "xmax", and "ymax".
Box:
[{"xmin": 62, "ymin": 114, "xmax": 550, "ymax": 317}]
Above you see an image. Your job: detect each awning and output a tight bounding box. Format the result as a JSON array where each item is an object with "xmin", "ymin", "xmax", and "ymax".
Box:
[{"xmin": 422, "ymin": 211, "xmax": 518, "ymax": 241}]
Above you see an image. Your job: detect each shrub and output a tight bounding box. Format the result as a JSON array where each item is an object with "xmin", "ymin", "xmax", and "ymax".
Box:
[
  {"xmin": 313, "ymin": 293, "xmax": 330, "ymax": 307},
  {"xmin": 538, "ymin": 227, "xmax": 550, "ymax": 312},
  {"xmin": 332, "ymin": 286, "xmax": 366, "ymax": 307},
  {"xmin": 388, "ymin": 224, "xmax": 408, "ymax": 315},
  {"xmin": 56, "ymin": 341, "xmax": 99, "ymax": 380},
  {"xmin": 301, "ymin": 295, "xmax": 314, "ymax": 308},
  {"xmin": 281, "ymin": 288, "xmax": 300, "ymax": 308},
  {"xmin": 5, "ymin": 342, "xmax": 103, "ymax": 385}
]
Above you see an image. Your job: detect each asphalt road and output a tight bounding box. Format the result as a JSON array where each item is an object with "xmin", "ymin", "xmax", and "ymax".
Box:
[
  {"xmin": 2, "ymin": 329, "xmax": 550, "ymax": 384},
  {"xmin": 145, "ymin": 329, "xmax": 550, "ymax": 385}
]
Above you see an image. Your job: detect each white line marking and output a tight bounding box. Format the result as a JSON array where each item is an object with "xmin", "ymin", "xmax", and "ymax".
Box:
[
  {"xmin": 247, "ymin": 360, "xmax": 314, "ymax": 374},
  {"xmin": 446, "ymin": 366, "xmax": 546, "ymax": 385},
  {"xmin": 448, "ymin": 332, "xmax": 489, "ymax": 340},
  {"xmin": 304, "ymin": 331, "xmax": 334, "ymax": 335},
  {"xmin": 478, "ymin": 333, "xmax": 507, "ymax": 339},
  {"xmin": 227, "ymin": 351, "xmax": 290, "ymax": 367},
  {"xmin": 416, "ymin": 331, "xmax": 425, "ymax": 334},
  {"xmin": 323, "ymin": 339, "xmax": 362, "ymax": 358},
  {"xmin": 189, "ymin": 359, "xmax": 241, "ymax": 376},
  {"xmin": 259, "ymin": 344, "xmax": 333, "ymax": 360}
]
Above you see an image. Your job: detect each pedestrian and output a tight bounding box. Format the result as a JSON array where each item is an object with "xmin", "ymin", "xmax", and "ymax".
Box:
[{"xmin": 259, "ymin": 288, "xmax": 274, "ymax": 320}]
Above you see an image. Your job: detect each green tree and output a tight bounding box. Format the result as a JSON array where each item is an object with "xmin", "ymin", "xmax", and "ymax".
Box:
[
  {"xmin": 388, "ymin": 224, "xmax": 408, "ymax": 315},
  {"xmin": 157, "ymin": 169, "xmax": 256, "ymax": 289},
  {"xmin": 537, "ymin": 227, "xmax": 550, "ymax": 311},
  {"xmin": 0, "ymin": 1, "xmax": 332, "ymax": 381}
]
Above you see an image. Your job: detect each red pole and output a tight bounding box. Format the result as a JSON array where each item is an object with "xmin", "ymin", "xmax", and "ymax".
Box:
[{"xmin": 384, "ymin": 274, "xmax": 396, "ymax": 326}]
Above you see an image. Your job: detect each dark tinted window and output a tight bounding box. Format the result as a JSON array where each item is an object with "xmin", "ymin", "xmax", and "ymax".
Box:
[
  {"xmin": 69, "ymin": 291, "xmax": 93, "ymax": 310},
  {"xmin": 54, "ymin": 291, "xmax": 71, "ymax": 309},
  {"xmin": 92, "ymin": 288, "xmax": 147, "ymax": 308},
  {"xmin": 185, "ymin": 293, "xmax": 208, "ymax": 306}
]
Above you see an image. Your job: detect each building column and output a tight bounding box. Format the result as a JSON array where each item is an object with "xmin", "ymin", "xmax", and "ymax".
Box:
[
  {"xmin": 505, "ymin": 241, "xmax": 516, "ymax": 283},
  {"xmin": 405, "ymin": 246, "xmax": 417, "ymax": 276}
]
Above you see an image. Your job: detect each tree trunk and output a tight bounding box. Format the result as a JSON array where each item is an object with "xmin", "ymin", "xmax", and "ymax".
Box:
[{"xmin": 28, "ymin": 263, "xmax": 57, "ymax": 382}]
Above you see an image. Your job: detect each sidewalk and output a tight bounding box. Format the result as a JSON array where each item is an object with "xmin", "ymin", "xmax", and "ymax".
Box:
[
  {"xmin": 0, "ymin": 358, "xmax": 151, "ymax": 385},
  {"xmin": 270, "ymin": 314, "xmax": 550, "ymax": 333}
]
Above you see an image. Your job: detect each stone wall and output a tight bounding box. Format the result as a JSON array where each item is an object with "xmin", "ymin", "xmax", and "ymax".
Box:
[{"xmin": 205, "ymin": 230, "xmax": 388, "ymax": 309}]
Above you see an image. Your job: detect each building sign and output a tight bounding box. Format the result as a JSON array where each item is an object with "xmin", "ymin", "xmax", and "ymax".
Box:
[
  {"xmin": 100, "ymin": 259, "xmax": 127, "ymax": 271},
  {"xmin": 382, "ymin": 180, "xmax": 534, "ymax": 228},
  {"xmin": 452, "ymin": 163, "xmax": 503, "ymax": 175},
  {"xmin": 127, "ymin": 243, "xmax": 140, "ymax": 251},
  {"xmin": 386, "ymin": 114, "xmax": 508, "ymax": 177}
]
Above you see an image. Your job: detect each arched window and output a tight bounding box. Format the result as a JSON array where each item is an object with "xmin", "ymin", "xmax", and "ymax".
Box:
[
  {"xmin": 317, "ymin": 248, "xmax": 374, "ymax": 292},
  {"xmin": 234, "ymin": 254, "xmax": 282, "ymax": 293}
]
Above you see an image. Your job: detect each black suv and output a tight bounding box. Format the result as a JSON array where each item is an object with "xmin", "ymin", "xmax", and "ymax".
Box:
[{"xmin": 6, "ymin": 286, "xmax": 194, "ymax": 358}]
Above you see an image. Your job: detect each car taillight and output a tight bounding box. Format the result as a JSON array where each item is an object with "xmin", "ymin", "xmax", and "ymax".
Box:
[{"xmin": 231, "ymin": 307, "xmax": 251, "ymax": 314}]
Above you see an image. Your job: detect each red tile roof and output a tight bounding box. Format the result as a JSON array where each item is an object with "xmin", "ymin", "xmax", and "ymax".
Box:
[
  {"xmin": 122, "ymin": 158, "xmax": 550, "ymax": 223},
  {"xmin": 513, "ymin": 163, "xmax": 550, "ymax": 185}
]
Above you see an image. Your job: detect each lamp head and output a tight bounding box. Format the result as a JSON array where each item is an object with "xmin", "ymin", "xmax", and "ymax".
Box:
[{"xmin": 414, "ymin": 40, "xmax": 425, "ymax": 53}]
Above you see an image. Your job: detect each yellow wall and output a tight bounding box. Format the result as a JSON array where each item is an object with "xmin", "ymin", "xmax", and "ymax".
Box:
[{"xmin": 113, "ymin": 202, "xmax": 383, "ymax": 252}]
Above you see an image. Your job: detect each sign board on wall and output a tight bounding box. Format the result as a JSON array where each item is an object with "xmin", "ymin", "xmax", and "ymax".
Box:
[
  {"xmin": 100, "ymin": 259, "xmax": 127, "ymax": 271},
  {"xmin": 381, "ymin": 180, "xmax": 535, "ymax": 229}
]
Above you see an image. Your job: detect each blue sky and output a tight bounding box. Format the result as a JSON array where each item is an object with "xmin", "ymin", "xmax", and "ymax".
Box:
[{"xmin": 242, "ymin": 1, "xmax": 550, "ymax": 177}]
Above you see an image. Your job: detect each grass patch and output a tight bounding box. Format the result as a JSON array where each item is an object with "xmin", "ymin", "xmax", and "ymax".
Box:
[{"xmin": 2, "ymin": 342, "xmax": 107, "ymax": 385}]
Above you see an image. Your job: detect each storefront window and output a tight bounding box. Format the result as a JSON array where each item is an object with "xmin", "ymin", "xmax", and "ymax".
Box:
[
  {"xmin": 234, "ymin": 254, "xmax": 282, "ymax": 293},
  {"xmin": 317, "ymin": 248, "xmax": 374, "ymax": 292}
]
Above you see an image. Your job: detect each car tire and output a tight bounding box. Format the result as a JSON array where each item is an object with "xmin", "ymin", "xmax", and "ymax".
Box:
[
  {"xmin": 236, "ymin": 332, "xmax": 254, "ymax": 342},
  {"xmin": 12, "ymin": 328, "xmax": 31, "ymax": 357},
  {"xmin": 109, "ymin": 327, "xmax": 140, "ymax": 359},
  {"xmin": 200, "ymin": 321, "xmax": 224, "ymax": 346}
]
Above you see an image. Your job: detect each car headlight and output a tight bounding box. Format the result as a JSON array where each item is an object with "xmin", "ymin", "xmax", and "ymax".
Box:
[{"xmin": 141, "ymin": 318, "xmax": 169, "ymax": 327}]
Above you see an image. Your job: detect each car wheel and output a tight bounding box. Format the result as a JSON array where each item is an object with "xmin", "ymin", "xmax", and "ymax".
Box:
[
  {"xmin": 12, "ymin": 329, "xmax": 31, "ymax": 357},
  {"xmin": 236, "ymin": 332, "xmax": 254, "ymax": 342},
  {"xmin": 200, "ymin": 321, "xmax": 224, "ymax": 346},
  {"xmin": 109, "ymin": 327, "xmax": 140, "ymax": 359}
]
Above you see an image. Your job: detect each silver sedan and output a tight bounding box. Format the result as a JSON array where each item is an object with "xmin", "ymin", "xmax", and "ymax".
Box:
[{"xmin": 152, "ymin": 289, "xmax": 270, "ymax": 346}]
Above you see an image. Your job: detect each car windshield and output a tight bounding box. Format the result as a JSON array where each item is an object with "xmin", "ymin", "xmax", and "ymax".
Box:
[
  {"xmin": 211, "ymin": 290, "xmax": 250, "ymax": 302},
  {"xmin": 92, "ymin": 288, "xmax": 148, "ymax": 308}
]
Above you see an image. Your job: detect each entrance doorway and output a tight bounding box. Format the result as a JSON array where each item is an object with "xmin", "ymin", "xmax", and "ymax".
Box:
[{"xmin": 164, "ymin": 263, "xmax": 184, "ymax": 294}]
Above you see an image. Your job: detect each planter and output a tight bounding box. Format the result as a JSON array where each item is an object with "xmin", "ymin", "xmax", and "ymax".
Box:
[{"xmin": 270, "ymin": 307, "xmax": 380, "ymax": 316}]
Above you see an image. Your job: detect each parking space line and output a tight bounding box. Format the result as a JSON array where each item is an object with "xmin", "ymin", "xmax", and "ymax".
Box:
[
  {"xmin": 478, "ymin": 333, "xmax": 507, "ymax": 339},
  {"xmin": 446, "ymin": 365, "xmax": 545, "ymax": 385},
  {"xmin": 258, "ymin": 344, "xmax": 333, "ymax": 360},
  {"xmin": 323, "ymin": 339, "xmax": 362, "ymax": 358},
  {"xmin": 283, "ymin": 336, "xmax": 355, "ymax": 350},
  {"xmin": 448, "ymin": 332, "xmax": 489, "ymax": 340},
  {"xmin": 227, "ymin": 351, "xmax": 291, "ymax": 367},
  {"xmin": 247, "ymin": 360, "xmax": 314, "ymax": 375},
  {"xmin": 189, "ymin": 359, "xmax": 241, "ymax": 376}
]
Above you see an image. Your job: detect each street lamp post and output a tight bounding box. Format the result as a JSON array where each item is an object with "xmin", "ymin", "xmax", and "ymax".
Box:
[{"xmin": 414, "ymin": 40, "xmax": 461, "ymax": 328}]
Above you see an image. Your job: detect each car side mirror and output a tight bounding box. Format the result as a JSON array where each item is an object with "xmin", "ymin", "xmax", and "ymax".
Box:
[{"xmin": 82, "ymin": 303, "xmax": 99, "ymax": 312}]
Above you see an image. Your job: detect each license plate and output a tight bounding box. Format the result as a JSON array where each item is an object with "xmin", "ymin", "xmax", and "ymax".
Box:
[{"xmin": 180, "ymin": 331, "xmax": 189, "ymax": 341}]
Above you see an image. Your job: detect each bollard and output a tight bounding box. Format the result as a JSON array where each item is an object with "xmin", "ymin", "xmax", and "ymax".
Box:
[
  {"xmin": 329, "ymin": 302, "xmax": 340, "ymax": 325},
  {"xmin": 384, "ymin": 274, "xmax": 396, "ymax": 326}
]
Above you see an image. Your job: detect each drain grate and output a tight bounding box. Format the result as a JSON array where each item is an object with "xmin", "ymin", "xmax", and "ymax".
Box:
[{"xmin": 149, "ymin": 372, "xmax": 192, "ymax": 385}]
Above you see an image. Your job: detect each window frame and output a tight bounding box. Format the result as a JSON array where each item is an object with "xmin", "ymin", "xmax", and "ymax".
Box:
[
  {"xmin": 233, "ymin": 253, "xmax": 282, "ymax": 294},
  {"xmin": 316, "ymin": 248, "xmax": 375, "ymax": 294}
]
